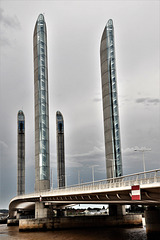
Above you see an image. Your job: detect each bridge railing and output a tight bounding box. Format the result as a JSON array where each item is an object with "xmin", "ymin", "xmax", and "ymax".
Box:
[
  {"xmin": 46, "ymin": 169, "xmax": 160, "ymax": 195},
  {"xmin": 14, "ymin": 169, "xmax": 160, "ymax": 199}
]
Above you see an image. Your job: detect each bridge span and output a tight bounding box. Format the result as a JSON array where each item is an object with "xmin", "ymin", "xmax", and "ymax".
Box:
[{"xmin": 9, "ymin": 169, "xmax": 160, "ymax": 215}]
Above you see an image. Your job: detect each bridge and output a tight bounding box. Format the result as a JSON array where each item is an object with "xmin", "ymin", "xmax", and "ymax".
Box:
[
  {"xmin": 9, "ymin": 169, "xmax": 160, "ymax": 214},
  {"xmin": 8, "ymin": 169, "xmax": 160, "ymax": 233}
]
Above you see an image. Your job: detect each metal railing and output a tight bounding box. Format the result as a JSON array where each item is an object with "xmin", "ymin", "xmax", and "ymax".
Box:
[
  {"xmin": 13, "ymin": 169, "xmax": 160, "ymax": 201},
  {"xmin": 48, "ymin": 169, "xmax": 160, "ymax": 195}
]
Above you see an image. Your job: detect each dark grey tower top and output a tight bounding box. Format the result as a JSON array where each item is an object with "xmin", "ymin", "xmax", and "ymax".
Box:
[
  {"xmin": 106, "ymin": 19, "xmax": 113, "ymax": 28},
  {"xmin": 56, "ymin": 111, "xmax": 64, "ymax": 134},
  {"xmin": 18, "ymin": 110, "xmax": 25, "ymax": 116},
  {"xmin": 18, "ymin": 110, "xmax": 25, "ymax": 133},
  {"xmin": 34, "ymin": 13, "xmax": 47, "ymax": 33}
]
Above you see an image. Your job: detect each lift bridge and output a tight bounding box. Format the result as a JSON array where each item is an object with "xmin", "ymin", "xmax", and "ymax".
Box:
[{"xmin": 9, "ymin": 169, "xmax": 160, "ymax": 214}]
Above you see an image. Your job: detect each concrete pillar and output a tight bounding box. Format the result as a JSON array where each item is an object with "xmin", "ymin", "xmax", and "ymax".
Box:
[
  {"xmin": 17, "ymin": 110, "xmax": 25, "ymax": 196},
  {"xmin": 100, "ymin": 19, "xmax": 123, "ymax": 178},
  {"xmin": 144, "ymin": 207, "xmax": 160, "ymax": 235},
  {"xmin": 35, "ymin": 202, "xmax": 52, "ymax": 219},
  {"xmin": 16, "ymin": 212, "xmax": 21, "ymax": 220},
  {"xmin": 34, "ymin": 14, "xmax": 50, "ymax": 192},
  {"xmin": 57, "ymin": 209, "xmax": 65, "ymax": 217},
  {"xmin": 56, "ymin": 111, "xmax": 65, "ymax": 189},
  {"xmin": 109, "ymin": 204, "xmax": 126, "ymax": 216},
  {"xmin": 7, "ymin": 219, "xmax": 19, "ymax": 226}
]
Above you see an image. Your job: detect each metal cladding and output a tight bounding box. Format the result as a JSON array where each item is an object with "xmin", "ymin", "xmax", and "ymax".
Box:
[
  {"xmin": 56, "ymin": 111, "xmax": 65, "ymax": 188},
  {"xmin": 33, "ymin": 14, "xmax": 50, "ymax": 191},
  {"xmin": 17, "ymin": 110, "xmax": 25, "ymax": 195},
  {"xmin": 100, "ymin": 19, "xmax": 123, "ymax": 178}
]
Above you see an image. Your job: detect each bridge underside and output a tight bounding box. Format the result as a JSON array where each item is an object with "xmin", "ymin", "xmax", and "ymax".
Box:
[{"xmin": 9, "ymin": 186, "xmax": 160, "ymax": 218}]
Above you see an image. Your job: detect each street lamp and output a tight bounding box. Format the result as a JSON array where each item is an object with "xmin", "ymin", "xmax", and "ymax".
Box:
[
  {"xmin": 78, "ymin": 170, "xmax": 80, "ymax": 185},
  {"xmin": 50, "ymin": 168, "xmax": 53, "ymax": 190},
  {"xmin": 90, "ymin": 165, "xmax": 99, "ymax": 183},
  {"xmin": 65, "ymin": 174, "xmax": 70, "ymax": 187},
  {"xmin": 72, "ymin": 168, "xmax": 81, "ymax": 185},
  {"xmin": 65, "ymin": 175, "xmax": 67, "ymax": 187},
  {"xmin": 134, "ymin": 148, "xmax": 151, "ymax": 173}
]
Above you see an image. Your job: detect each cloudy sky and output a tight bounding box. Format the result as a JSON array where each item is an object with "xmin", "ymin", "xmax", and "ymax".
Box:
[{"xmin": 0, "ymin": 0, "xmax": 159, "ymax": 209}]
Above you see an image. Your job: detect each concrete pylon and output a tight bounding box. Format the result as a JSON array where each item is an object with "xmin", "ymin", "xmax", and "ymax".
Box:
[
  {"xmin": 100, "ymin": 20, "xmax": 124, "ymax": 216},
  {"xmin": 33, "ymin": 14, "xmax": 50, "ymax": 192},
  {"xmin": 100, "ymin": 19, "xmax": 122, "ymax": 178},
  {"xmin": 17, "ymin": 110, "xmax": 25, "ymax": 195},
  {"xmin": 145, "ymin": 207, "xmax": 160, "ymax": 235},
  {"xmin": 56, "ymin": 111, "xmax": 65, "ymax": 189}
]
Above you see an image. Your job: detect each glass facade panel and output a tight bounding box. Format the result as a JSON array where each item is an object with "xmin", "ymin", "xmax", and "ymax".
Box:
[
  {"xmin": 34, "ymin": 14, "xmax": 50, "ymax": 182},
  {"xmin": 40, "ymin": 166, "xmax": 49, "ymax": 180},
  {"xmin": 101, "ymin": 19, "xmax": 122, "ymax": 178}
]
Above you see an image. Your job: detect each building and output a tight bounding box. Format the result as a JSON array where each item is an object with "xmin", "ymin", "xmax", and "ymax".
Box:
[
  {"xmin": 56, "ymin": 111, "xmax": 65, "ymax": 188},
  {"xmin": 100, "ymin": 19, "xmax": 123, "ymax": 178},
  {"xmin": 33, "ymin": 14, "xmax": 50, "ymax": 191},
  {"xmin": 17, "ymin": 110, "xmax": 25, "ymax": 195}
]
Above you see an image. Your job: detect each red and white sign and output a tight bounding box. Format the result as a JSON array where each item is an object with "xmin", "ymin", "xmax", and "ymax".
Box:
[{"xmin": 131, "ymin": 185, "xmax": 141, "ymax": 200}]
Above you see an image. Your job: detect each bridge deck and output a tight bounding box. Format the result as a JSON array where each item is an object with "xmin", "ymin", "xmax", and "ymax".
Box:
[{"xmin": 9, "ymin": 169, "xmax": 160, "ymax": 211}]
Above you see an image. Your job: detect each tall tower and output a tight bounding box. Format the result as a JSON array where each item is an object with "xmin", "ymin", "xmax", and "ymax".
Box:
[
  {"xmin": 56, "ymin": 111, "xmax": 65, "ymax": 188},
  {"xmin": 17, "ymin": 110, "xmax": 25, "ymax": 195},
  {"xmin": 100, "ymin": 19, "xmax": 123, "ymax": 178},
  {"xmin": 33, "ymin": 14, "xmax": 50, "ymax": 191}
]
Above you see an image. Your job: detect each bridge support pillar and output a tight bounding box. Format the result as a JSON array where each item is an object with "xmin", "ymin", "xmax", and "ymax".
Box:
[
  {"xmin": 144, "ymin": 206, "xmax": 160, "ymax": 235},
  {"xmin": 57, "ymin": 209, "xmax": 65, "ymax": 217},
  {"xmin": 16, "ymin": 212, "xmax": 21, "ymax": 219},
  {"xmin": 35, "ymin": 202, "xmax": 52, "ymax": 219},
  {"xmin": 109, "ymin": 204, "xmax": 126, "ymax": 216}
]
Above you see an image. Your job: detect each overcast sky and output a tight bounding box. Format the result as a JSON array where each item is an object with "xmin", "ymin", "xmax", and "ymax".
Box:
[{"xmin": 0, "ymin": 0, "xmax": 159, "ymax": 209}]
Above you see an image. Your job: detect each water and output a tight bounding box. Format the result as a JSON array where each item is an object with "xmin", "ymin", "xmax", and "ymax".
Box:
[{"xmin": 0, "ymin": 224, "xmax": 154, "ymax": 240}]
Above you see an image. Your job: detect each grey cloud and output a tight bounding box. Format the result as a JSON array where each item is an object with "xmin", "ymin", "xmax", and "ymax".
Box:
[
  {"xmin": 0, "ymin": 140, "xmax": 8, "ymax": 148},
  {"xmin": 68, "ymin": 146, "xmax": 104, "ymax": 159},
  {"xmin": 0, "ymin": 8, "xmax": 21, "ymax": 30},
  {"xmin": 51, "ymin": 146, "xmax": 105, "ymax": 169},
  {"xmin": 0, "ymin": 140, "xmax": 8, "ymax": 150},
  {"xmin": 66, "ymin": 146, "xmax": 105, "ymax": 168},
  {"xmin": 148, "ymin": 98, "xmax": 160, "ymax": 104},
  {"xmin": 136, "ymin": 98, "xmax": 146, "ymax": 103},
  {"xmin": 122, "ymin": 147, "xmax": 136, "ymax": 156},
  {"xmin": 93, "ymin": 98, "xmax": 101, "ymax": 102},
  {"xmin": 136, "ymin": 98, "xmax": 160, "ymax": 105},
  {"xmin": 0, "ymin": 36, "xmax": 10, "ymax": 46}
]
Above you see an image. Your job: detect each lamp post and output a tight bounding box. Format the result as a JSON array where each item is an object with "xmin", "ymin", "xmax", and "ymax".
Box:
[
  {"xmin": 134, "ymin": 148, "xmax": 151, "ymax": 173},
  {"xmin": 72, "ymin": 168, "xmax": 82, "ymax": 185},
  {"xmin": 65, "ymin": 175, "xmax": 67, "ymax": 187},
  {"xmin": 65, "ymin": 174, "xmax": 70, "ymax": 187},
  {"xmin": 78, "ymin": 170, "xmax": 80, "ymax": 185},
  {"xmin": 90, "ymin": 165, "xmax": 99, "ymax": 184},
  {"xmin": 50, "ymin": 168, "xmax": 53, "ymax": 190}
]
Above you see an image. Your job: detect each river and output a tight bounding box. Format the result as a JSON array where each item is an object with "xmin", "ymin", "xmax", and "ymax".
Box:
[{"xmin": 1, "ymin": 224, "xmax": 155, "ymax": 240}]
